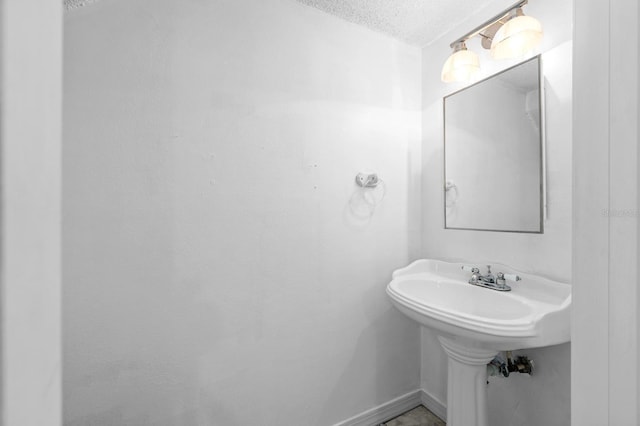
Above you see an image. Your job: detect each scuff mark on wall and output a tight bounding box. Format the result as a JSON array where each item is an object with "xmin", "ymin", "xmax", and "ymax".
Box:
[{"xmin": 64, "ymin": 0, "xmax": 100, "ymax": 12}]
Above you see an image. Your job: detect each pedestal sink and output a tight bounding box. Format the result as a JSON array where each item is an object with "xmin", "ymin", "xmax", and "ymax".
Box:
[{"xmin": 386, "ymin": 259, "xmax": 571, "ymax": 426}]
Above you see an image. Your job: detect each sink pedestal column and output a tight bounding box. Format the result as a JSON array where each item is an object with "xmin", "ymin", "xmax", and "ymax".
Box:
[{"xmin": 438, "ymin": 336, "xmax": 498, "ymax": 426}]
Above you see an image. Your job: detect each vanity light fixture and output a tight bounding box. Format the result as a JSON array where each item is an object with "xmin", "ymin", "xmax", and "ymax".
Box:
[
  {"xmin": 441, "ymin": 0, "xmax": 543, "ymax": 83},
  {"xmin": 490, "ymin": 7, "xmax": 543, "ymax": 59},
  {"xmin": 440, "ymin": 41, "xmax": 480, "ymax": 83}
]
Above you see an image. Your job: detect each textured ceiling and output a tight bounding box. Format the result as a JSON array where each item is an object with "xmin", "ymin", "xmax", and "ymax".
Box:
[
  {"xmin": 63, "ymin": 0, "xmax": 494, "ymax": 47},
  {"xmin": 294, "ymin": 0, "xmax": 496, "ymax": 46}
]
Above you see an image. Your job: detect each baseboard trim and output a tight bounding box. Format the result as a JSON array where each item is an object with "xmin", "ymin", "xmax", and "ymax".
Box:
[
  {"xmin": 419, "ymin": 389, "xmax": 447, "ymax": 422},
  {"xmin": 332, "ymin": 390, "xmax": 422, "ymax": 426},
  {"xmin": 332, "ymin": 389, "xmax": 447, "ymax": 426}
]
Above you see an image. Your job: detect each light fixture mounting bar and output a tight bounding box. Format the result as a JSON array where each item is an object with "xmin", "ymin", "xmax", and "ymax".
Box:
[{"xmin": 449, "ymin": 0, "xmax": 528, "ymax": 48}]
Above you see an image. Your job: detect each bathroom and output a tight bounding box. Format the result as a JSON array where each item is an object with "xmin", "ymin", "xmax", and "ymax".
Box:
[{"xmin": 1, "ymin": 0, "xmax": 638, "ymax": 425}]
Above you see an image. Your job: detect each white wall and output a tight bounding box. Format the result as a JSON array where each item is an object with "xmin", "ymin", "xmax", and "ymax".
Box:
[
  {"xmin": 572, "ymin": 1, "xmax": 639, "ymax": 425},
  {"xmin": 63, "ymin": 0, "xmax": 421, "ymax": 425},
  {"xmin": 0, "ymin": 1, "xmax": 63, "ymax": 426},
  {"xmin": 419, "ymin": 0, "xmax": 572, "ymax": 424}
]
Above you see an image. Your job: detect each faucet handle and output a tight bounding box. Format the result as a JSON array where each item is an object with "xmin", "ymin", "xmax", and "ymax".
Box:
[
  {"xmin": 503, "ymin": 273, "xmax": 521, "ymax": 282},
  {"xmin": 497, "ymin": 272, "xmax": 521, "ymax": 283},
  {"xmin": 462, "ymin": 265, "xmax": 480, "ymax": 284}
]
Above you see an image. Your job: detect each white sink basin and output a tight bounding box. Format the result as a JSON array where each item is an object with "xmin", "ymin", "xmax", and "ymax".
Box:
[
  {"xmin": 386, "ymin": 259, "xmax": 571, "ymax": 350},
  {"xmin": 386, "ymin": 259, "xmax": 571, "ymax": 426}
]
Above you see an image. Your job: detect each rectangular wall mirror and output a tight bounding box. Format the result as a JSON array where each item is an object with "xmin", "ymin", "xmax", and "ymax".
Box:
[{"xmin": 443, "ymin": 55, "xmax": 544, "ymax": 233}]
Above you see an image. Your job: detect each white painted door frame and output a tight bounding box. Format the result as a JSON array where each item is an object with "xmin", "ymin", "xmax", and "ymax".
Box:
[
  {"xmin": 0, "ymin": 1, "xmax": 63, "ymax": 425},
  {"xmin": 572, "ymin": 0, "xmax": 639, "ymax": 425}
]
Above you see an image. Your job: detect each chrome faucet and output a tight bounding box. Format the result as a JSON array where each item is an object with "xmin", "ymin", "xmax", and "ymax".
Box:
[
  {"xmin": 462, "ymin": 265, "xmax": 521, "ymax": 292},
  {"xmin": 480, "ymin": 265, "xmax": 495, "ymax": 285}
]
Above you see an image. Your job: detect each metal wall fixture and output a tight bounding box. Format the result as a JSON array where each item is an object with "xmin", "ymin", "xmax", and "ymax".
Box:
[{"xmin": 441, "ymin": 0, "xmax": 543, "ymax": 83}]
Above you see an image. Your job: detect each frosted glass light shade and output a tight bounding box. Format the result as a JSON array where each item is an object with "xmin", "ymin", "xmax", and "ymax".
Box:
[
  {"xmin": 441, "ymin": 48, "xmax": 480, "ymax": 83},
  {"xmin": 490, "ymin": 15, "xmax": 543, "ymax": 60}
]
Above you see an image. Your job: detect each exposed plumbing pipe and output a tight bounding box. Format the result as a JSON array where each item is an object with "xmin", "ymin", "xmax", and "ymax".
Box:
[{"xmin": 487, "ymin": 351, "xmax": 534, "ymax": 379}]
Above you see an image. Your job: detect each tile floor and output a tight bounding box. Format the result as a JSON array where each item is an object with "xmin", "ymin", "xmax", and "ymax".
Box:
[{"xmin": 381, "ymin": 405, "xmax": 445, "ymax": 426}]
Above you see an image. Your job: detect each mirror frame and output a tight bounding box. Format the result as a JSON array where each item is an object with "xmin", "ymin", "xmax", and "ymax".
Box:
[{"xmin": 443, "ymin": 55, "xmax": 545, "ymax": 234}]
